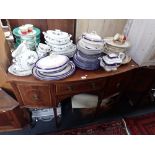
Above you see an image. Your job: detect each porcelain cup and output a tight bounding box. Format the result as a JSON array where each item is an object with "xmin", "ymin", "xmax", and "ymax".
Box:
[
  {"xmin": 25, "ymin": 24, "xmax": 33, "ymax": 32},
  {"xmin": 19, "ymin": 25, "xmax": 28, "ymax": 35},
  {"xmin": 38, "ymin": 43, "xmax": 51, "ymax": 52}
]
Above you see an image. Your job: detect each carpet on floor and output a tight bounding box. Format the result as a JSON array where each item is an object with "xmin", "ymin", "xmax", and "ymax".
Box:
[
  {"xmin": 125, "ymin": 112, "xmax": 155, "ymax": 135},
  {"xmin": 50, "ymin": 120, "xmax": 127, "ymax": 135}
]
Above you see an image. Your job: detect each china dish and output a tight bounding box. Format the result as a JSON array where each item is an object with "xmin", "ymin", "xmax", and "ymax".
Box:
[
  {"xmin": 43, "ymin": 29, "xmax": 76, "ymax": 58},
  {"xmin": 46, "ymin": 29, "xmax": 71, "ymax": 39},
  {"xmin": 73, "ymin": 53, "xmax": 100, "ymax": 70},
  {"xmin": 122, "ymin": 55, "xmax": 132, "ymax": 64},
  {"xmin": 78, "ymin": 40, "xmax": 103, "ymax": 54},
  {"xmin": 13, "ymin": 27, "xmax": 41, "ymax": 38},
  {"xmin": 8, "ymin": 43, "xmax": 39, "ymax": 76},
  {"xmin": 81, "ymin": 37, "xmax": 103, "ymax": 48},
  {"xmin": 13, "ymin": 26, "xmax": 41, "ymax": 50},
  {"xmin": 32, "ymin": 61, "xmax": 75, "ymax": 81},
  {"xmin": 73, "ymin": 31, "xmax": 103, "ymax": 70},
  {"xmin": 36, "ymin": 55, "xmax": 69, "ymax": 70},
  {"xmin": 82, "ymin": 31, "xmax": 103, "ymax": 42},
  {"xmin": 8, "ymin": 65, "xmax": 33, "ymax": 76},
  {"xmin": 104, "ymin": 37, "xmax": 130, "ymax": 48}
]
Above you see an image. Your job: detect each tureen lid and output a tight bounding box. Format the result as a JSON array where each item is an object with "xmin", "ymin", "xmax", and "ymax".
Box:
[
  {"xmin": 36, "ymin": 55, "xmax": 69, "ymax": 69},
  {"xmin": 82, "ymin": 31, "xmax": 102, "ymax": 42},
  {"xmin": 46, "ymin": 29, "xmax": 70, "ymax": 39}
]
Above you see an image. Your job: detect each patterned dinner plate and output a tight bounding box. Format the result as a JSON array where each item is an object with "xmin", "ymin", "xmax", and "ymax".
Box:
[{"xmin": 32, "ymin": 61, "xmax": 76, "ymax": 80}]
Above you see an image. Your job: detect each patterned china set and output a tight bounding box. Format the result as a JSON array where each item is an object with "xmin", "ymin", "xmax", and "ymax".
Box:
[
  {"xmin": 8, "ymin": 25, "xmax": 132, "ymax": 81},
  {"xmin": 43, "ymin": 29, "xmax": 76, "ymax": 58},
  {"xmin": 73, "ymin": 32, "xmax": 103, "ymax": 70},
  {"xmin": 101, "ymin": 33, "xmax": 131, "ymax": 71},
  {"xmin": 13, "ymin": 24, "xmax": 41, "ymax": 50},
  {"xmin": 32, "ymin": 55, "xmax": 75, "ymax": 80}
]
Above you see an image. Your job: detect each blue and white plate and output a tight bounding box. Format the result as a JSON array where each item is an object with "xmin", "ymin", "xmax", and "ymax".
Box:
[
  {"xmin": 77, "ymin": 50, "xmax": 102, "ymax": 60},
  {"xmin": 73, "ymin": 55, "xmax": 99, "ymax": 70},
  {"xmin": 32, "ymin": 61, "xmax": 75, "ymax": 80},
  {"xmin": 76, "ymin": 51, "xmax": 100, "ymax": 64},
  {"xmin": 74, "ymin": 53, "xmax": 99, "ymax": 67}
]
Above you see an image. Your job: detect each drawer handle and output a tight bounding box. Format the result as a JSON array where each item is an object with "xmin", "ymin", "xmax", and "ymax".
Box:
[
  {"xmin": 68, "ymin": 86, "xmax": 74, "ymax": 91},
  {"xmin": 91, "ymin": 83, "xmax": 96, "ymax": 89},
  {"xmin": 32, "ymin": 94, "xmax": 39, "ymax": 101}
]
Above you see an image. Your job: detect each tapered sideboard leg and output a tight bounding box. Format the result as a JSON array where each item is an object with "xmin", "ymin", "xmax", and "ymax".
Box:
[{"xmin": 53, "ymin": 107, "xmax": 59, "ymax": 128}]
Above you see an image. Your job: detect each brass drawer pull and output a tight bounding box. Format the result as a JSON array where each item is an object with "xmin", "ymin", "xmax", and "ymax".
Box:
[
  {"xmin": 32, "ymin": 94, "xmax": 39, "ymax": 101},
  {"xmin": 68, "ymin": 86, "xmax": 74, "ymax": 91}
]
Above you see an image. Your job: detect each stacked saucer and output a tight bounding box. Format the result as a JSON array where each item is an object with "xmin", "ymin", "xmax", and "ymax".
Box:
[
  {"xmin": 32, "ymin": 55, "xmax": 76, "ymax": 81},
  {"xmin": 73, "ymin": 32, "xmax": 104, "ymax": 70},
  {"xmin": 43, "ymin": 29, "xmax": 76, "ymax": 58},
  {"xmin": 103, "ymin": 33, "xmax": 131, "ymax": 65},
  {"xmin": 13, "ymin": 25, "xmax": 41, "ymax": 50}
]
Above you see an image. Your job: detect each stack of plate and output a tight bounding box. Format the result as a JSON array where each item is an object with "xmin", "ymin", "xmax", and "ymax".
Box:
[
  {"xmin": 32, "ymin": 55, "xmax": 76, "ymax": 80},
  {"xmin": 73, "ymin": 32, "xmax": 104, "ymax": 70},
  {"xmin": 13, "ymin": 27, "xmax": 41, "ymax": 50},
  {"xmin": 103, "ymin": 37, "xmax": 131, "ymax": 65},
  {"xmin": 43, "ymin": 29, "xmax": 76, "ymax": 58}
]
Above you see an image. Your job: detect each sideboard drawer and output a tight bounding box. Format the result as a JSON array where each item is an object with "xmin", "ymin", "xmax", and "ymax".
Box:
[
  {"xmin": 17, "ymin": 84, "xmax": 52, "ymax": 108},
  {"xmin": 56, "ymin": 79, "xmax": 106, "ymax": 95}
]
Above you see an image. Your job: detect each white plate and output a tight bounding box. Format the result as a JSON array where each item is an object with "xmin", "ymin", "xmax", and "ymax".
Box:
[
  {"xmin": 104, "ymin": 37, "xmax": 130, "ymax": 48},
  {"xmin": 36, "ymin": 55, "xmax": 69, "ymax": 69},
  {"xmin": 39, "ymin": 62, "xmax": 72, "ymax": 76},
  {"xmin": 33, "ymin": 61, "xmax": 75, "ymax": 80}
]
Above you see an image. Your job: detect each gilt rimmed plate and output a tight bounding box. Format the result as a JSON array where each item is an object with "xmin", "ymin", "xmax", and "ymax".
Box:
[{"xmin": 104, "ymin": 37, "xmax": 130, "ymax": 48}]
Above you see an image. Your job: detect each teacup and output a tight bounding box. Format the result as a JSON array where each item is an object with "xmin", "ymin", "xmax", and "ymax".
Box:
[
  {"xmin": 19, "ymin": 25, "xmax": 28, "ymax": 35},
  {"xmin": 25, "ymin": 24, "xmax": 33, "ymax": 32},
  {"xmin": 38, "ymin": 43, "xmax": 51, "ymax": 52}
]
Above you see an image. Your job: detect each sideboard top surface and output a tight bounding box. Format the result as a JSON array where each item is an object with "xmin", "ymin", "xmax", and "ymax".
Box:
[{"xmin": 7, "ymin": 60, "xmax": 138, "ymax": 84}]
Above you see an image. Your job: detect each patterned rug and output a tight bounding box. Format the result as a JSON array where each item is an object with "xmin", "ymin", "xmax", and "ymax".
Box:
[
  {"xmin": 51, "ymin": 120, "xmax": 127, "ymax": 135},
  {"xmin": 125, "ymin": 112, "xmax": 155, "ymax": 135}
]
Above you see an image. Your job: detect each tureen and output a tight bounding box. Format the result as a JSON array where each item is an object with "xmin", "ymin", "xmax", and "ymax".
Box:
[
  {"xmin": 36, "ymin": 54, "xmax": 69, "ymax": 70},
  {"xmin": 43, "ymin": 29, "xmax": 72, "ymax": 41},
  {"xmin": 98, "ymin": 52, "xmax": 126, "ymax": 72},
  {"xmin": 82, "ymin": 31, "xmax": 103, "ymax": 42}
]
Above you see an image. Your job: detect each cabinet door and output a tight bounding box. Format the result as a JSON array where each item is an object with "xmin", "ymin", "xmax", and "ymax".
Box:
[
  {"xmin": 127, "ymin": 68, "xmax": 155, "ymax": 92},
  {"xmin": 0, "ymin": 112, "xmax": 14, "ymax": 130},
  {"xmin": 17, "ymin": 84, "xmax": 53, "ymax": 108},
  {"xmin": 104, "ymin": 72, "xmax": 132, "ymax": 97}
]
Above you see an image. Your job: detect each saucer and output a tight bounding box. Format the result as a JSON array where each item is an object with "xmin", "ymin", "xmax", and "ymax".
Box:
[{"xmin": 8, "ymin": 65, "xmax": 32, "ymax": 76}]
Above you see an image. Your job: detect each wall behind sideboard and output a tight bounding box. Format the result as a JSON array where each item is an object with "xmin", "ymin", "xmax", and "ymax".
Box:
[{"xmin": 76, "ymin": 19, "xmax": 127, "ymax": 41}]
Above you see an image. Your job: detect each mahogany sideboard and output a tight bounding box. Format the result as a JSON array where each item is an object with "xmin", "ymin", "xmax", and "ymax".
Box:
[{"xmin": 7, "ymin": 61, "xmax": 143, "ymax": 126}]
